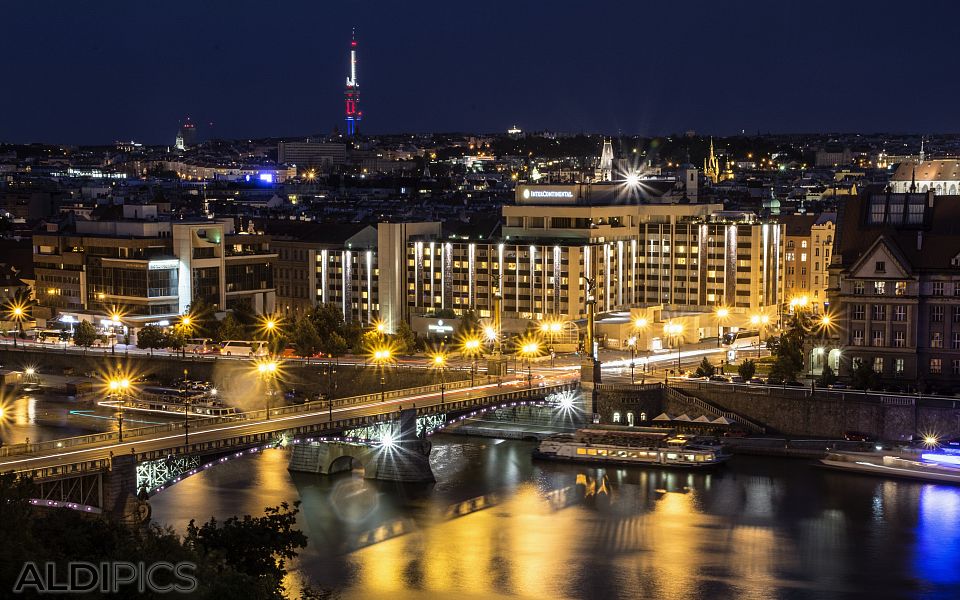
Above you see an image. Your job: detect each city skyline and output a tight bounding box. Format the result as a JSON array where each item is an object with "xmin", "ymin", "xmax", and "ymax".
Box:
[{"xmin": 4, "ymin": 0, "xmax": 960, "ymax": 144}]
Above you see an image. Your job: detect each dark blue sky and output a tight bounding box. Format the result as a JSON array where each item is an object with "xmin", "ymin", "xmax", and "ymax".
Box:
[{"xmin": 2, "ymin": 1, "xmax": 957, "ymax": 144}]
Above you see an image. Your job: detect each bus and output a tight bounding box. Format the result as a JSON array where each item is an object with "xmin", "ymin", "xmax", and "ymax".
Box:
[{"xmin": 219, "ymin": 340, "xmax": 268, "ymax": 357}]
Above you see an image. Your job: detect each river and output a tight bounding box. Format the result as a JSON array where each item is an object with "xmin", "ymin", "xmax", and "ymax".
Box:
[{"xmin": 146, "ymin": 435, "xmax": 960, "ymax": 600}]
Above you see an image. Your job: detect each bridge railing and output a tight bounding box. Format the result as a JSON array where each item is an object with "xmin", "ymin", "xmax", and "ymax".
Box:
[{"xmin": 0, "ymin": 377, "xmax": 499, "ymax": 458}]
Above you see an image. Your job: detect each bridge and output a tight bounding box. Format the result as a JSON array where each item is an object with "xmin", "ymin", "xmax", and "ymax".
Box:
[{"xmin": 2, "ymin": 376, "xmax": 581, "ymax": 518}]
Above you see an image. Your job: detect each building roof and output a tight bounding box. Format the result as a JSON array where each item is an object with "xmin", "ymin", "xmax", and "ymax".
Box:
[
  {"xmin": 891, "ymin": 159, "xmax": 960, "ymax": 182},
  {"xmin": 778, "ymin": 214, "xmax": 818, "ymax": 236},
  {"xmin": 835, "ymin": 192, "xmax": 960, "ymax": 273}
]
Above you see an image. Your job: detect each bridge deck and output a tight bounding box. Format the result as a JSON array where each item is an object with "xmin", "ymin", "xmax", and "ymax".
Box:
[{"xmin": 0, "ymin": 377, "xmax": 579, "ymax": 480}]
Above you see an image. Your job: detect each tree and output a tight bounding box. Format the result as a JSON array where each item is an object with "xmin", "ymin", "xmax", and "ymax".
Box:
[
  {"xmin": 185, "ymin": 501, "xmax": 307, "ymax": 591},
  {"xmin": 768, "ymin": 312, "xmax": 809, "ymax": 383},
  {"xmin": 818, "ymin": 363, "xmax": 838, "ymax": 387},
  {"xmin": 291, "ymin": 316, "xmax": 322, "ymax": 358},
  {"xmin": 456, "ymin": 309, "xmax": 480, "ymax": 339},
  {"xmin": 738, "ymin": 359, "xmax": 757, "ymax": 381},
  {"xmin": 72, "ymin": 320, "xmax": 98, "ymax": 349},
  {"xmin": 694, "ymin": 357, "xmax": 716, "ymax": 378},
  {"xmin": 851, "ymin": 360, "xmax": 879, "ymax": 390},
  {"xmin": 392, "ymin": 320, "xmax": 418, "ymax": 355},
  {"xmin": 322, "ymin": 332, "xmax": 349, "ymax": 357},
  {"xmin": 137, "ymin": 325, "xmax": 167, "ymax": 355},
  {"xmin": 165, "ymin": 327, "xmax": 188, "ymax": 352},
  {"xmin": 216, "ymin": 313, "xmax": 247, "ymax": 342}
]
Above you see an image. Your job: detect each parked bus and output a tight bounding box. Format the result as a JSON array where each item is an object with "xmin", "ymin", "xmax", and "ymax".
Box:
[{"xmin": 219, "ymin": 340, "xmax": 268, "ymax": 357}]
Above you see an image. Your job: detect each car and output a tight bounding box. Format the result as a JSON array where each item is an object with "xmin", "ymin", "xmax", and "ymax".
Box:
[
  {"xmin": 709, "ymin": 375, "xmax": 730, "ymax": 383},
  {"xmin": 783, "ymin": 380, "xmax": 805, "ymax": 387},
  {"xmin": 826, "ymin": 383, "xmax": 848, "ymax": 390},
  {"xmin": 730, "ymin": 375, "xmax": 744, "ymax": 384},
  {"xmin": 748, "ymin": 377, "xmax": 765, "ymax": 385},
  {"xmin": 843, "ymin": 431, "xmax": 873, "ymax": 442}
]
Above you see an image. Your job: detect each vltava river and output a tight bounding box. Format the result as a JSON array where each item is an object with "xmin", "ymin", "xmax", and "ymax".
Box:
[{"xmin": 149, "ymin": 435, "xmax": 960, "ymax": 600}]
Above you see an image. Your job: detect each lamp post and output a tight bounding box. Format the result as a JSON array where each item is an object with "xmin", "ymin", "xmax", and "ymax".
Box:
[
  {"xmin": 627, "ymin": 336, "xmax": 637, "ymax": 383},
  {"xmin": 256, "ymin": 358, "xmax": 279, "ymax": 419},
  {"xmin": 750, "ymin": 313, "xmax": 770, "ymax": 359},
  {"xmin": 178, "ymin": 314, "xmax": 193, "ymax": 359},
  {"xmin": 8, "ymin": 304, "xmax": 26, "ymax": 349},
  {"xmin": 666, "ymin": 322, "xmax": 683, "ymax": 374},
  {"xmin": 462, "ymin": 337, "xmax": 481, "ymax": 387},
  {"xmin": 520, "ymin": 341, "xmax": 539, "ymax": 389},
  {"xmin": 715, "ymin": 307, "xmax": 730, "ymax": 348},
  {"xmin": 372, "ymin": 347, "xmax": 392, "ymax": 402},
  {"xmin": 109, "ymin": 377, "xmax": 131, "ymax": 442},
  {"xmin": 432, "ymin": 352, "xmax": 447, "ymax": 408},
  {"xmin": 633, "ymin": 316, "xmax": 649, "ymax": 374}
]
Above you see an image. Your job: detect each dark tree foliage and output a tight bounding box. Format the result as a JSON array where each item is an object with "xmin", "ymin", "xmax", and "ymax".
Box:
[
  {"xmin": 738, "ymin": 359, "xmax": 757, "ymax": 381},
  {"xmin": 72, "ymin": 320, "xmax": 98, "ymax": 348},
  {"xmin": 0, "ymin": 474, "xmax": 312, "ymax": 599}
]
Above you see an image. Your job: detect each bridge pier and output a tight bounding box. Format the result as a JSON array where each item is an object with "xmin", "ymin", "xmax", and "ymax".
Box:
[
  {"xmin": 102, "ymin": 454, "xmax": 144, "ymax": 521},
  {"xmin": 288, "ymin": 409, "xmax": 434, "ymax": 482}
]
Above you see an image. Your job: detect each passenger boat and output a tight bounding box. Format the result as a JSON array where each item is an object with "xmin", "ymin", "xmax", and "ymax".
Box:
[
  {"xmin": 99, "ymin": 388, "xmax": 237, "ymax": 418},
  {"xmin": 820, "ymin": 450, "xmax": 960, "ymax": 484},
  {"xmin": 533, "ymin": 425, "xmax": 730, "ymax": 469}
]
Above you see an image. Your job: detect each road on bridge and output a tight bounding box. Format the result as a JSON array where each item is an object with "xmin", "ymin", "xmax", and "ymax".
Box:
[{"xmin": 0, "ymin": 373, "xmax": 577, "ymax": 474}]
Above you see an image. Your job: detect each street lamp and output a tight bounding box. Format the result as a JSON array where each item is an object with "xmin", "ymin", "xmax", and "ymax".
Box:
[
  {"xmin": 520, "ymin": 340, "xmax": 540, "ymax": 389},
  {"xmin": 627, "ymin": 335, "xmax": 638, "ymax": 383},
  {"xmin": 431, "ymin": 352, "xmax": 447, "ymax": 407},
  {"xmin": 750, "ymin": 313, "xmax": 771, "ymax": 358},
  {"xmin": 371, "ymin": 346, "xmax": 393, "ymax": 402},
  {"xmin": 666, "ymin": 323, "xmax": 684, "ymax": 373},
  {"xmin": 255, "ymin": 358, "xmax": 280, "ymax": 419},
  {"xmin": 8, "ymin": 303, "xmax": 26, "ymax": 349},
  {"xmin": 462, "ymin": 337, "xmax": 482, "ymax": 387},
  {"xmin": 634, "ymin": 317, "xmax": 649, "ymax": 373},
  {"xmin": 108, "ymin": 377, "xmax": 131, "ymax": 442},
  {"xmin": 715, "ymin": 307, "xmax": 730, "ymax": 347}
]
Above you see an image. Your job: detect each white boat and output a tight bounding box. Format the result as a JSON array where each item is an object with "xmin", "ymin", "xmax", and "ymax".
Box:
[
  {"xmin": 820, "ymin": 451, "xmax": 960, "ymax": 484},
  {"xmin": 533, "ymin": 425, "xmax": 729, "ymax": 469}
]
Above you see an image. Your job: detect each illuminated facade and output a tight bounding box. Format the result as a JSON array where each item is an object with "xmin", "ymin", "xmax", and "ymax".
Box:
[
  {"xmin": 34, "ymin": 206, "xmax": 276, "ymax": 320},
  {"xmin": 344, "ymin": 31, "xmax": 361, "ymax": 136},
  {"xmin": 889, "ymin": 159, "xmax": 960, "ymax": 194},
  {"xmin": 782, "ymin": 213, "xmax": 835, "ymax": 313},
  {"xmin": 829, "ymin": 191, "xmax": 960, "ymax": 392}
]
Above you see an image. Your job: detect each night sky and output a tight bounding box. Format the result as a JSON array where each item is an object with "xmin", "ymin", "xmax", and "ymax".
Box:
[{"xmin": 3, "ymin": 0, "xmax": 957, "ymax": 144}]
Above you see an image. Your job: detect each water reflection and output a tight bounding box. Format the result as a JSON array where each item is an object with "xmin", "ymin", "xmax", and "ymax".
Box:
[{"xmin": 147, "ymin": 437, "xmax": 960, "ymax": 600}]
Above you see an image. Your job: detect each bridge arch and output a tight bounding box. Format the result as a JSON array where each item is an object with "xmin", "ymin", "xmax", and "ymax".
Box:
[{"xmin": 328, "ymin": 455, "xmax": 365, "ymax": 475}]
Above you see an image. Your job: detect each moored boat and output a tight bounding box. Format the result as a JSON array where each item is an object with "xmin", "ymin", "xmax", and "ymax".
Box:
[
  {"xmin": 533, "ymin": 425, "xmax": 730, "ymax": 469},
  {"xmin": 820, "ymin": 450, "xmax": 960, "ymax": 484}
]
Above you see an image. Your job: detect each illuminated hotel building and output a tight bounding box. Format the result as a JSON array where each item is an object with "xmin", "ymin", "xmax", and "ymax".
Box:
[{"xmin": 395, "ymin": 183, "xmax": 784, "ymax": 331}]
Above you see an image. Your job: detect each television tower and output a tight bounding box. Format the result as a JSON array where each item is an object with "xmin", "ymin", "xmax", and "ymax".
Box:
[{"xmin": 344, "ymin": 29, "xmax": 361, "ymax": 136}]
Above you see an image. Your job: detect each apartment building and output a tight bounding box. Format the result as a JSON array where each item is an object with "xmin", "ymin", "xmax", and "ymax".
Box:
[{"xmin": 828, "ymin": 191, "xmax": 960, "ymax": 392}]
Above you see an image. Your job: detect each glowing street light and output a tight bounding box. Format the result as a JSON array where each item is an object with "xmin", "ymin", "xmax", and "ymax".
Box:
[
  {"xmin": 519, "ymin": 340, "xmax": 540, "ymax": 389},
  {"xmin": 371, "ymin": 346, "xmax": 394, "ymax": 402},
  {"xmin": 750, "ymin": 313, "xmax": 771, "ymax": 358},
  {"xmin": 461, "ymin": 337, "xmax": 482, "ymax": 387},
  {"xmin": 714, "ymin": 306, "xmax": 730, "ymax": 347},
  {"xmin": 665, "ymin": 322, "xmax": 684, "ymax": 372},
  {"xmin": 7, "ymin": 301, "xmax": 27, "ymax": 349},
  {"xmin": 107, "ymin": 376, "xmax": 131, "ymax": 442},
  {"xmin": 254, "ymin": 357, "xmax": 281, "ymax": 419}
]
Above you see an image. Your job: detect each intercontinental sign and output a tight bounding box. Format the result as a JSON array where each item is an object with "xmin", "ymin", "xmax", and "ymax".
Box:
[{"xmin": 522, "ymin": 189, "xmax": 574, "ymax": 199}]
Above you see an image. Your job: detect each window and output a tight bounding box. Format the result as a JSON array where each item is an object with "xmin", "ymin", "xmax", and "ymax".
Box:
[
  {"xmin": 895, "ymin": 358, "xmax": 905, "ymax": 374},
  {"xmin": 953, "ymin": 332, "xmax": 960, "ymax": 350},
  {"xmin": 894, "ymin": 305, "xmax": 907, "ymax": 321},
  {"xmin": 612, "ymin": 412, "xmax": 621, "ymax": 424},
  {"xmin": 931, "ymin": 332, "xmax": 943, "ymax": 348},
  {"xmin": 934, "ymin": 282, "xmax": 944, "ymax": 296},
  {"xmin": 907, "ymin": 198, "xmax": 925, "ymax": 224},
  {"xmin": 786, "ymin": 252, "xmax": 795, "ymax": 262},
  {"xmin": 853, "ymin": 330, "xmax": 864, "ymax": 346},
  {"xmin": 955, "ymin": 282, "xmax": 960, "ymax": 296},
  {"xmin": 930, "ymin": 358, "xmax": 942, "ymax": 375},
  {"xmin": 954, "ymin": 360, "xmax": 960, "ymax": 376},
  {"xmin": 854, "ymin": 281, "xmax": 865, "ymax": 295},
  {"xmin": 873, "ymin": 357, "xmax": 884, "ymax": 373},
  {"xmin": 874, "ymin": 281, "xmax": 886, "ymax": 295},
  {"xmin": 894, "ymin": 331, "xmax": 906, "ymax": 348},
  {"xmin": 801, "ymin": 253, "xmax": 808, "ymax": 262},
  {"xmin": 853, "ymin": 304, "xmax": 865, "ymax": 320},
  {"xmin": 872, "ymin": 305, "xmax": 886, "ymax": 320},
  {"xmin": 801, "ymin": 240, "xmax": 808, "ymax": 248},
  {"xmin": 932, "ymin": 306, "xmax": 944, "ymax": 322},
  {"xmin": 876, "ymin": 261, "xmax": 886, "ymax": 273},
  {"xmin": 872, "ymin": 330, "xmax": 884, "ymax": 347},
  {"xmin": 895, "ymin": 281, "xmax": 906, "ymax": 296},
  {"xmin": 869, "ymin": 197, "xmax": 886, "ymax": 223},
  {"xmin": 954, "ymin": 306, "xmax": 960, "ymax": 323}
]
